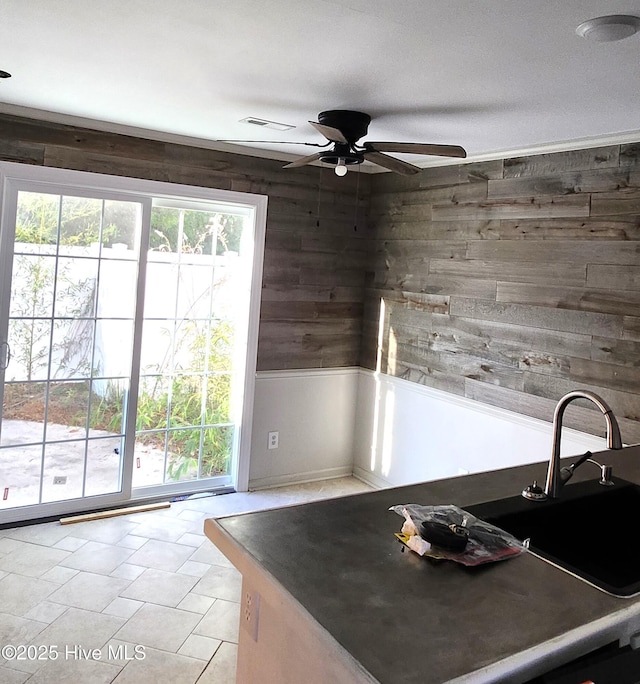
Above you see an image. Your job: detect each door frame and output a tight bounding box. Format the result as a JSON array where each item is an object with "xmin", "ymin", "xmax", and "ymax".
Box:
[{"xmin": 0, "ymin": 162, "xmax": 266, "ymax": 524}]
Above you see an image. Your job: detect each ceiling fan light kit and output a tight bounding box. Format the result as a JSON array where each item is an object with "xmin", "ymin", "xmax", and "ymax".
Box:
[
  {"xmin": 280, "ymin": 109, "xmax": 466, "ymax": 176},
  {"xmin": 576, "ymin": 15, "xmax": 640, "ymax": 42}
]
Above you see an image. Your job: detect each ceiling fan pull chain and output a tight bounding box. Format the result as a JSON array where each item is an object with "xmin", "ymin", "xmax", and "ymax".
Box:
[
  {"xmin": 316, "ymin": 165, "xmax": 323, "ymax": 228},
  {"xmin": 353, "ymin": 168, "xmax": 360, "ymax": 232}
]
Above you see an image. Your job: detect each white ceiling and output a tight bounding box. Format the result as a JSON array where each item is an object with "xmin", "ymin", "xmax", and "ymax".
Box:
[{"xmin": 1, "ymin": 0, "xmax": 640, "ymax": 170}]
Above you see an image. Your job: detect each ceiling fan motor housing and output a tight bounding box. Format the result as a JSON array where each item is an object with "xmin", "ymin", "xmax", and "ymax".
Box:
[
  {"xmin": 318, "ymin": 110, "xmax": 371, "ymax": 144},
  {"xmin": 320, "ymin": 142, "xmax": 364, "ymax": 166}
]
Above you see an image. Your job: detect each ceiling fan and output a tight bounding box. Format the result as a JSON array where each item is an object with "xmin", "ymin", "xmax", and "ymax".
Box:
[{"xmin": 280, "ymin": 110, "xmax": 467, "ymax": 176}]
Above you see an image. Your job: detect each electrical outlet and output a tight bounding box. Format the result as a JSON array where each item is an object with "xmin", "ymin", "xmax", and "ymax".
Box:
[
  {"xmin": 268, "ymin": 431, "xmax": 279, "ymax": 450},
  {"xmin": 242, "ymin": 589, "xmax": 260, "ymax": 641}
]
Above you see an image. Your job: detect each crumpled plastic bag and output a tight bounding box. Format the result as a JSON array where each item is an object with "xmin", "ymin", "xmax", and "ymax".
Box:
[{"xmin": 390, "ymin": 503, "xmax": 526, "ymax": 566}]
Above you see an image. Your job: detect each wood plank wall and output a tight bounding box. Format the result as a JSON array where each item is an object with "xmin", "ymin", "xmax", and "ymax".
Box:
[
  {"xmin": 3, "ymin": 113, "xmax": 639, "ymax": 444},
  {"xmin": 0, "ymin": 114, "xmax": 370, "ymax": 371},
  {"xmin": 364, "ymin": 145, "xmax": 640, "ymax": 444}
]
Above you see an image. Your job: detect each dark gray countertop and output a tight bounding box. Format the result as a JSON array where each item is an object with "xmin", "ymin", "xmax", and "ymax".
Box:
[{"xmin": 211, "ymin": 445, "xmax": 640, "ymax": 683}]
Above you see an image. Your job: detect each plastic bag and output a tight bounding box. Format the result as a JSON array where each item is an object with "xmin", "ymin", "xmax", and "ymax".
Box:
[{"xmin": 390, "ymin": 503, "xmax": 526, "ymax": 566}]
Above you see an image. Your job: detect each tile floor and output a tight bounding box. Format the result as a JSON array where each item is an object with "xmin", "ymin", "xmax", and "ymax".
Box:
[{"xmin": 0, "ymin": 477, "xmax": 372, "ymax": 683}]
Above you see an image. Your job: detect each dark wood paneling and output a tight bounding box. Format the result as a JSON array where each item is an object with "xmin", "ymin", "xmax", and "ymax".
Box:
[
  {"xmin": 587, "ymin": 264, "xmax": 640, "ymax": 290},
  {"xmin": 502, "ymin": 147, "xmax": 619, "ymax": 178},
  {"xmin": 432, "ymin": 195, "xmax": 590, "ymax": 221},
  {"xmin": 366, "ymin": 142, "xmax": 640, "ymax": 442},
  {"xmin": 4, "ymin": 112, "xmax": 640, "ymax": 444},
  {"xmin": 496, "ymin": 282, "xmax": 640, "ymax": 317},
  {"xmin": 0, "ymin": 113, "xmax": 370, "ymax": 372},
  {"xmin": 468, "ymin": 240, "xmax": 640, "ymax": 265},
  {"xmin": 487, "ymin": 168, "xmax": 633, "ymax": 199},
  {"xmin": 430, "ymin": 259, "xmax": 586, "ymax": 287},
  {"xmin": 497, "ymin": 218, "xmax": 640, "ymax": 241}
]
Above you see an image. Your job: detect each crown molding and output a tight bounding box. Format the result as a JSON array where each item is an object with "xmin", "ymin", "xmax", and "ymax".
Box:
[{"xmin": 2, "ymin": 103, "xmax": 639, "ymax": 173}]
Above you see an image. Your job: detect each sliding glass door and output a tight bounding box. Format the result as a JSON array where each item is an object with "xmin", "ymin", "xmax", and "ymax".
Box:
[{"xmin": 0, "ymin": 163, "xmax": 265, "ymax": 523}]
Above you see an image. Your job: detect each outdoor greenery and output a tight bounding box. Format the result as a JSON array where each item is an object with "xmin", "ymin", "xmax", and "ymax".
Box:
[
  {"xmin": 9, "ymin": 256, "xmax": 95, "ymax": 381},
  {"xmin": 89, "ymin": 319, "xmax": 234, "ymax": 481},
  {"xmin": 15, "ymin": 191, "xmax": 244, "ymax": 254}
]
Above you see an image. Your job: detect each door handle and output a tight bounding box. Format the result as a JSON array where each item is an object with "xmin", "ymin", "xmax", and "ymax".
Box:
[{"xmin": 0, "ymin": 342, "xmax": 10, "ymax": 370}]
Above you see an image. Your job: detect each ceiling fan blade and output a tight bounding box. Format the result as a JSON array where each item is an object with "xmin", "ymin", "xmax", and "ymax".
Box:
[
  {"xmin": 282, "ymin": 152, "xmax": 324, "ymax": 169},
  {"xmin": 366, "ymin": 142, "xmax": 467, "ymax": 158},
  {"xmin": 362, "ymin": 150, "xmax": 420, "ymax": 175},
  {"xmin": 309, "ymin": 121, "xmax": 349, "ymax": 144}
]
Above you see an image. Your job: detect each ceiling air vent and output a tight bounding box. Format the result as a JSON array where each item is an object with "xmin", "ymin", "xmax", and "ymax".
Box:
[{"xmin": 240, "ymin": 117, "xmax": 295, "ymax": 131}]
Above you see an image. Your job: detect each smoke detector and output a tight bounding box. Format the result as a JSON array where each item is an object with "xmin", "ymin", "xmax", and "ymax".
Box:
[{"xmin": 576, "ymin": 15, "xmax": 640, "ymax": 42}]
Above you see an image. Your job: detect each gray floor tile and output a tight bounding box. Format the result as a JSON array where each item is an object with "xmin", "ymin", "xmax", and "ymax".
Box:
[
  {"xmin": 177, "ymin": 560, "xmax": 211, "ymax": 578},
  {"xmin": 47, "ymin": 571, "xmax": 131, "ymax": 612},
  {"xmin": 64, "ymin": 518, "xmax": 138, "ymax": 544},
  {"xmin": 192, "ymin": 565, "xmax": 242, "ymax": 602},
  {"xmin": 0, "ymin": 541, "xmax": 70, "ymax": 578},
  {"xmin": 0, "ymin": 613, "xmax": 47, "ymax": 649},
  {"xmin": 32, "ymin": 607, "xmax": 126, "ymax": 651},
  {"xmin": 197, "ymin": 641, "xmax": 237, "ymax": 684},
  {"xmin": 4, "ymin": 523, "xmax": 71, "ymax": 548},
  {"xmin": 0, "ymin": 665, "xmax": 30, "ymax": 683},
  {"xmin": 0, "ymin": 574, "xmax": 58, "ymax": 616},
  {"xmin": 175, "ymin": 532, "xmax": 205, "ymax": 547},
  {"xmin": 194, "ymin": 599, "xmax": 240, "ymax": 642},
  {"xmin": 178, "ymin": 633, "xmax": 221, "ymax": 660},
  {"xmin": 114, "ymin": 603, "xmax": 201, "ymax": 652},
  {"xmin": 0, "ymin": 538, "xmax": 29, "ymax": 555},
  {"xmin": 120, "ymin": 568, "xmax": 198, "ymax": 607},
  {"xmin": 102, "ymin": 597, "xmax": 144, "ymax": 619},
  {"xmin": 22, "ymin": 601, "xmax": 68, "ymax": 624},
  {"xmin": 111, "ymin": 645, "xmax": 205, "ymax": 684},
  {"xmin": 110, "ymin": 563, "xmax": 146, "ymax": 581},
  {"xmin": 53, "ymin": 536, "xmax": 89, "ymax": 552},
  {"xmin": 177, "ymin": 509, "xmax": 206, "ymax": 521},
  {"xmin": 115, "ymin": 535, "xmax": 148, "ymax": 550},
  {"xmin": 58, "ymin": 540, "xmax": 134, "ymax": 575},
  {"xmin": 125, "ymin": 538, "xmax": 194, "ymax": 572},
  {"xmin": 187, "ymin": 540, "xmax": 234, "ymax": 568},
  {"xmin": 176, "ymin": 593, "xmax": 215, "ymax": 614},
  {"xmin": 126, "ymin": 519, "xmax": 193, "ymax": 543},
  {"xmin": 25, "ymin": 657, "xmax": 122, "ymax": 684},
  {"xmin": 0, "ymin": 476, "xmax": 371, "ymax": 683},
  {"xmin": 39, "ymin": 565, "xmax": 79, "ymax": 584}
]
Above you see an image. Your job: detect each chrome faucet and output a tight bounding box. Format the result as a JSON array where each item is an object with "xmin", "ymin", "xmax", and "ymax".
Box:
[{"xmin": 544, "ymin": 390, "xmax": 623, "ymax": 499}]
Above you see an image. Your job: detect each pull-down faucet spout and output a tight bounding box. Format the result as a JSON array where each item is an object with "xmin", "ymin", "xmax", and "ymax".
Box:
[{"xmin": 545, "ymin": 391, "xmax": 623, "ymax": 499}]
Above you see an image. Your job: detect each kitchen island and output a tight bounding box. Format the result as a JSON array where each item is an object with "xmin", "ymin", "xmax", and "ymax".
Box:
[{"xmin": 204, "ymin": 445, "xmax": 640, "ymax": 683}]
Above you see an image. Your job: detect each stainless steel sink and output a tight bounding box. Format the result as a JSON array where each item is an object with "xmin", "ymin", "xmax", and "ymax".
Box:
[{"xmin": 466, "ymin": 478, "xmax": 640, "ymax": 597}]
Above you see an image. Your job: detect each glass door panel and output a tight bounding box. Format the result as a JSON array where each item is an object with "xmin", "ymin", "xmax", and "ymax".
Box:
[
  {"xmin": 0, "ymin": 189, "xmax": 141, "ymax": 512},
  {"xmin": 132, "ymin": 205, "xmax": 244, "ymax": 491}
]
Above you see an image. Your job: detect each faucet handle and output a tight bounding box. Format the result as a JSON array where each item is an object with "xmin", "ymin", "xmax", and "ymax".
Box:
[{"xmin": 522, "ymin": 480, "xmax": 547, "ymax": 501}]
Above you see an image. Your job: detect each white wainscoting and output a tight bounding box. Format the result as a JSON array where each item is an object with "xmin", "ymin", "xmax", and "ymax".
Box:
[
  {"xmin": 248, "ymin": 367, "xmax": 607, "ymax": 491},
  {"xmin": 248, "ymin": 368, "xmax": 359, "ymax": 490},
  {"xmin": 353, "ymin": 370, "xmax": 607, "ymax": 489}
]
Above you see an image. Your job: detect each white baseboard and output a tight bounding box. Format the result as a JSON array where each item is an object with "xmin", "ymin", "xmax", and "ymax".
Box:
[
  {"xmin": 351, "ymin": 465, "xmax": 390, "ymax": 490},
  {"xmin": 249, "ymin": 466, "xmax": 353, "ymax": 491}
]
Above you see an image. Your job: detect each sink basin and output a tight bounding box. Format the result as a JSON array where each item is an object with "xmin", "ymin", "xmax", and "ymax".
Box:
[{"xmin": 466, "ymin": 477, "xmax": 640, "ymax": 597}]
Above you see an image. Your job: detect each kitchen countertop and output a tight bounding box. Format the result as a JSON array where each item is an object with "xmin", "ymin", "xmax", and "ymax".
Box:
[{"xmin": 205, "ymin": 445, "xmax": 640, "ymax": 683}]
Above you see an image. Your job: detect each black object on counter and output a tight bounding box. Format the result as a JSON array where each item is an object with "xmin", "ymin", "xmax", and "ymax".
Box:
[{"xmin": 420, "ymin": 520, "xmax": 469, "ymax": 552}]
